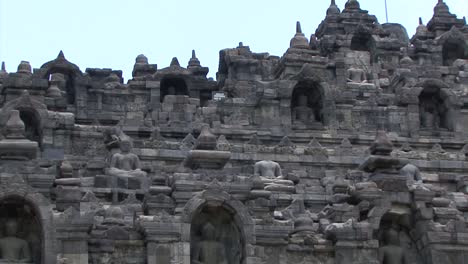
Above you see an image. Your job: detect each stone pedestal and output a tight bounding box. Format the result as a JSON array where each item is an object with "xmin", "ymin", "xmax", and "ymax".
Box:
[
  {"xmin": 360, "ymin": 156, "xmax": 407, "ymax": 191},
  {"xmin": 139, "ymin": 219, "xmax": 183, "ymax": 264},
  {"xmin": 335, "ymin": 240, "xmax": 379, "ymax": 264},
  {"xmin": 184, "ymin": 150, "xmax": 230, "ymax": 170}
]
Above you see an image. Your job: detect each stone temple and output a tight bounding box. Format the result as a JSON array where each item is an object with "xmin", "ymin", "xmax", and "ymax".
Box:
[{"xmin": 0, "ymin": 0, "xmax": 468, "ymax": 263}]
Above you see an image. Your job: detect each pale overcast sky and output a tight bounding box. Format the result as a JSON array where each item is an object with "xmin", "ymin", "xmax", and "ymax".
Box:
[{"xmin": 0, "ymin": 0, "xmax": 467, "ymax": 81}]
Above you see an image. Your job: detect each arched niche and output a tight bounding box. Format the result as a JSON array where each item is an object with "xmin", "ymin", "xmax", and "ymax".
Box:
[
  {"xmin": 160, "ymin": 77, "xmax": 188, "ymax": 103},
  {"xmin": 18, "ymin": 108, "xmax": 42, "ymax": 147},
  {"xmin": 182, "ymin": 189, "xmax": 254, "ymax": 264},
  {"xmin": 442, "ymin": 39, "xmax": 467, "ymax": 66},
  {"xmin": 46, "ymin": 70, "xmax": 76, "ymax": 105},
  {"xmin": 0, "ymin": 185, "xmax": 55, "ymax": 264},
  {"xmin": 418, "ymin": 86, "xmax": 449, "ymax": 130},
  {"xmin": 291, "ymin": 81, "xmax": 324, "ymax": 126},
  {"xmin": 0, "ymin": 92, "xmax": 47, "ymax": 148},
  {"xmin": 191, "ymin": 205, "xmax": 242, "ymax": 264},
  {"xmin": 0, "ymin": 197, "xmax": 42, "ymax": 263},
  {"xmin": 377, "ymin": 212, "xmax": 422, "ymax": 264},
  {"xmin": 40, "ymin": 52, "xmax": 82, "ymax": 105}
]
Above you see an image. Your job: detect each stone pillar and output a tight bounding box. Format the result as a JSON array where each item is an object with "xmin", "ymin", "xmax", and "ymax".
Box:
[
  {"xmin": 62, "ymin": 239, "xmax": 89, "ymax": 264},
  {"xmin": 139, "ymin": 218, "xmax": 183, "ymax": 264},
  {"xmin": 407, "ymin": 103, "xmax": 420, "ymax": 138},
  {"xmin": 55, "ymin": 209, "xmax": 92, "ymax": 264},
  {"xmin": 146, "ymin": 242, "xmax": 173, "ymax": 264}
]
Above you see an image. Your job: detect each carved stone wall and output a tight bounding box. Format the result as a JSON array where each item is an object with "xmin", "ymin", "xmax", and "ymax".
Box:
[{"xmin": 0, "ymin": 0, "xmax": 467, "ymax": 263}]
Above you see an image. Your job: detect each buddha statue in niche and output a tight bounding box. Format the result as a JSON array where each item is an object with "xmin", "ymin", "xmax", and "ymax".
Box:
[
  {"xmin": 347, "ymin": 65, "xmax": 367, "ymax": 83},
  {"xmin": 0, "ymin": 219, "xmax": 32, "ymax": 263},
  {"xmin": 192, "ymin": 222, "xmax": 228, "ymax": 264},
  {"xmin": 378, "ymin": 228, "xmax": 408, "ymax": 264},
  {"xmin": 167, "ymin": 86, "xmax": 176, "ymax": 96},
  {"xmin": 108, "ymin": 135, "xmax": 146, "ymax": 178},
  {"xmin": 292, "ymin": 95, "xmax": 315, "ymax": 124},
  {"xmin": 420, "ymin": 105, "xmax": 439, "ymax": 129}
]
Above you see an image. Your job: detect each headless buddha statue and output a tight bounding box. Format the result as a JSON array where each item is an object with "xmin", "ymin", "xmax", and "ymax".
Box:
[{"xmin": 0, "ymin": 219, "xmax": 32, "ymax": 263}]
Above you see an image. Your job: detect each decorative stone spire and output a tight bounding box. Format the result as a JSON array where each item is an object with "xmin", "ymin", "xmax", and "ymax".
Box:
[
  {"xmin": 0, "ymin": 106, "xmax": 38, "ymax": 160},
  {"xmin": 135, "ymin": 54, "xmax": 148, "ymax": 64},
  {"xmin": 195, "ymin": 125, "xmax": 217, "ymax": 150},
  {"xmin": 106, "ymin": 72, "xmax": 121, "ymax": 83},
  {"xmin": 60, "ymin": 160, "xmax": 73, "ymax": 178},
  {"xmin": 326, "ymin": 0, "xmax": 340, "ymax": 16},
  {"xmin": 170, "ymin": 57, "xmax": 180, "ymax": 67},
  {"xmin": 17, "ymin": 61, "xmax": 32, "ymax": 74},
  {"xmin": 132, "ymin": 54, "xmax": 157, "ymax": 78},
  {"xmin": 309, "ymin": 34, "xmax": 319, "ymax": 50},
  {"xmin": 57, "ymin": 50, "xmax": 66, "ymax": 60},
  {"xmin": 290, "ymin": 21, "xmax": 309, "ymax": 49},
  {"xmin": 414, "ymin": 17, "xmax": 429, "ymax": 40},
  {"xmin": 5, "ymin": 110, "xmax": 25, "ymax": 139},
  {"xmin": 46, "ymin": 73, "xmax": 64, "ymax": 98},
  {"xmin": 369, "ymin": 130, "xmax": 393, "ymax": 156},
  {"xmin": 180, "ymin": 133, "xmax": 196, "ymax": 150},
  {"xmin": 188, "ymin": 50, "xmax": 201, "ymax": 68},
  {"xmin": 400, "ymin": 47, "xmax": 414, "ymax": 66},
  {"xmin": 0, "ymin": 62, "xmax": 7, "ymax": 80},
  {"xmin": 344, "ymin": 0, "xmax": 361, "ymax": 11},
  {"xmin": 434, "ymin": 0, "xmax": 451, "ymax": 16},
  {"xmin": 308, "ymin": 138, "xmax": 323, "ymax": 149},
  {"xmin": 427, "ymin": 0, "xmax": 464, "ymax": 34}
]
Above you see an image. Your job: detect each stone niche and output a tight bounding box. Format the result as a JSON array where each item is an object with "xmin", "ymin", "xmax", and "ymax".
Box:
[
  {"xmin": 442, "ymin": 38, "xmax": 466, "ymax": 66},
  {"xmin": 291, "ymin": 81, "xmax": 324, "ymax": 128},
  {"xmin": 47, "ymin": 72, "xmax": 75, "ymax": 104},
  {"xmin": 160, "ymin": 77, "xmax": 189, "ymax": 102},
  {"xmin": 18, "ymin": 109, "xmax": 42, "ymax": 146},
  {"xmin": 0, "ymin": 197, "xmax": 42, "ymax": 264},
  {"xmin": 418, "ymin": 86, "xmax": 449, "ymax": 130},
  {"xmin": 190, "ymin": 205, "xmax": 243, "ymax": 264},
  {"xmin": 40, "ymin": 51, "xmax": 82, "ymax": 105},
  {"xmin": 350, "ymin": 32, "xmax": 372, "ymax": 52},
  {"xmin": 377, "ymin": 214, "xmax": 422, "ymax": 264}
]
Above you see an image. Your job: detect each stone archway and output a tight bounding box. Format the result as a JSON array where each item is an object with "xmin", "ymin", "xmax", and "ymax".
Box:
[
  {"xmin": 182, "ymin": 189, "xmax": 254, "ymax": 264},
  {"xmin": 0, "ymin": 177, "xmax": 56, "ymax": 264}
]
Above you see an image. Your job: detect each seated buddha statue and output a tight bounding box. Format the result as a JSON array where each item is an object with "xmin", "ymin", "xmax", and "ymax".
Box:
[
  {"xmin": 254, "ymin": 160, "xmax": 294, "ymax": 192},
  {"xmin": 107, "ymin": 136, "xmax": 147, "ymax": 178},
  {"xmin": 347, "ymin": 66, "xmax": 367, "ymax": 83},
  {"xmin": 0, "ymin": 219, "xmax": 32, "ymax": 263},
  {"xmin": 292, "ymin": 95, "xmax": 315, "ymax": 124}
]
